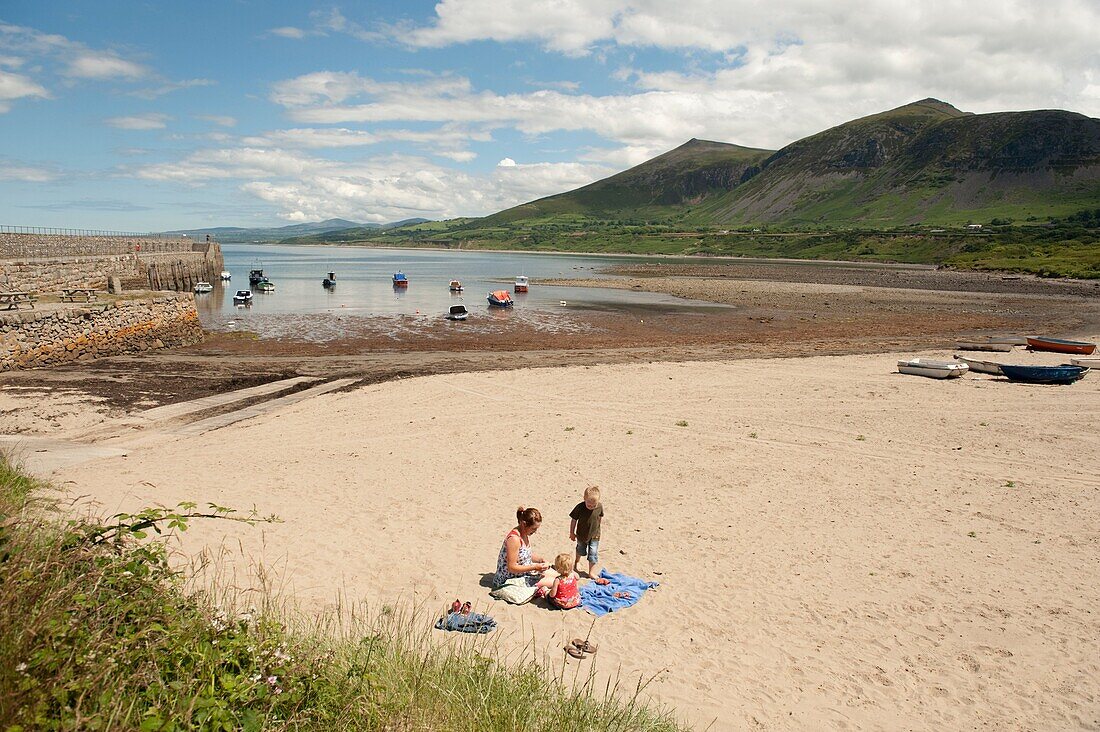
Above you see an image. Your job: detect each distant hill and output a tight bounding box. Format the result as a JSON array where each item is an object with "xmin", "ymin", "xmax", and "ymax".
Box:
[
  {"xmin": 483, "ymin": 139, "xmax": 774, "ymax": 225},
  {"xmin": 485, "ymin": 99, "xmax": 1100, "ymax": 227},
  {"xmin": 277, "ymin": 218, "xmax": 434, "ymax": 244},
  {"xmin": 166, "ymin": 218, "xmax": 381, "ymax": 243}
]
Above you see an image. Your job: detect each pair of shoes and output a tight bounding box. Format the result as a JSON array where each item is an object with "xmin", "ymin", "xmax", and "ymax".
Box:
[
  {"xmin": 449, "ymin": 599, "xmax": 473, "ymax": 615},
  {"xmin": 564, "ymin": 638, "xmax": 599, "ymax": 659},
  {"xmin": 613, "ymin": 591, "xmax": 633, "ymax": 600},
  {"xmin": 594, "ymin": 577, "xmax": 611, "ymax": 585}
]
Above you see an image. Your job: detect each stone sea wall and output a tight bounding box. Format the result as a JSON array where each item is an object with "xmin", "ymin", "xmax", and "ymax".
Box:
[
  {"xmin": 0, "ymin": 233, "xmax": 223, "ymax": 293},
  {"xmin": 0, "ymin": 293, "xmax": 203, "ymax": 372}
]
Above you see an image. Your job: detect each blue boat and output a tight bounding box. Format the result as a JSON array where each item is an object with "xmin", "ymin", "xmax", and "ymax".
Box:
[
  {"xmin": 392, "ymin": 272, "xmax": 408, "ymax": 287},
  {"xmin": 999, "ymin": 363, "xmax": 1087, "ymax": 384}
]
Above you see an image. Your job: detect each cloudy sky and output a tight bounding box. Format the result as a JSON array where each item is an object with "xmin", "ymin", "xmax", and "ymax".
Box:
[{"xmin": 1, "ymin": 1, "xmax": 1098, "ymax": 230}]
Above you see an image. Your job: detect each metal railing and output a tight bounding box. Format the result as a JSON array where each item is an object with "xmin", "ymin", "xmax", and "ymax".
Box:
[{"xmin": 0, "ymin": 225, "xmax": 180, "ymax": 239}]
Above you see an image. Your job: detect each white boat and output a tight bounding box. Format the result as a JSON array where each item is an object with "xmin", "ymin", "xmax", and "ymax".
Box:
[
  {"xmin": 445, "ymin": 304, "xmax": 469, "ymax": 321},
  {"xmin": 220, "ymin": 271, "xmax": 232, "ymax": 281},
  {"xmin": 514, "ymin": 275, "xmax": 529, "ymax": 293},
  {"xmin": 954, "ymin": 355, "xmax": 1003, "ymax": 375},
  {"xmin": 897, "ymin": 358, "xmax": 968, "ymax": 379},
  {"xmin": 232, "ymin": 289, "xmax": 253, "ymax": 304},
  {"xmin": 1070, "ymin": 358, "xmax": 1100, "ymax": 369},
  {"xmin": 193, "ymin": 281, "xmax": 213, "ymax": 294},
  {"xmin": 449, "ymin": 279, "xmax": 463, "ymax": 292}
]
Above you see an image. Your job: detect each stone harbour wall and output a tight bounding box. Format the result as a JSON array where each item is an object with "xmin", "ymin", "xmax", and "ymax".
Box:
[
  {"xmin": 0, "ymin": 293, "xmax": 203, "ymax": 372},
  {"xmin": 0, "ymin": 235, "xmax": 223, "ymax": 293}
]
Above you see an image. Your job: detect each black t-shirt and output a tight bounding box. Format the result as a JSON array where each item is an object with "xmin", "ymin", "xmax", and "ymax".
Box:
[{"xmin": 570, "ymin": 501, "xmax": 604, "ymax": 542}]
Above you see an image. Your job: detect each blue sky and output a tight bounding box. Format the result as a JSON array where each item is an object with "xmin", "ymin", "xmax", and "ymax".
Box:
[{"xmin": 1, "ymin": 1, "xmax": 1098, "ymax": 230}]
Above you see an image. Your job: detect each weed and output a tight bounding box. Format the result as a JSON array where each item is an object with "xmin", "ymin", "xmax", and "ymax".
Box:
[{"xmin": 675, "ymin": 420, "xmax": 688, "ymax": 427}]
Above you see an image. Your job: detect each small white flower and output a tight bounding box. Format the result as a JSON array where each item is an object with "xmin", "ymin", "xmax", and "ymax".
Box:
[{"xmin": 15, "ymin": 662, "xmax": 28, "ymax": 673}]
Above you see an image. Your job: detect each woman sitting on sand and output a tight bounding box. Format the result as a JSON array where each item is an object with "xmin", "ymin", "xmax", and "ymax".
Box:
[{"xmin": 490, "ymin": 506, "xmax": 551, "ymax": 603}]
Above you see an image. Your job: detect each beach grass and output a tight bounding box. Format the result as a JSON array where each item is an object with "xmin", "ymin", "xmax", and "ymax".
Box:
[{"xmin": 0, "ymin": 455, "xmax": 682, "ymax": 731}]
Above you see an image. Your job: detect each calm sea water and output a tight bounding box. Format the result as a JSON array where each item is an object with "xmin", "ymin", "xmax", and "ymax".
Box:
[{"xmin": 193, "ymin": 244, "xmax": 728, "ymax": 329}]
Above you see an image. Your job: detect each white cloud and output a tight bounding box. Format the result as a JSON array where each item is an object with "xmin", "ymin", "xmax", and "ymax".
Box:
[
  {"xmin": 66, "ymin": 52, "xmax": 147, "ymax": 80},
  {"xmin": 196, "ymin": 114, "xmax": 238, "ymax": 128},
  {"xmin": 0, "ymin": 162, "xmax": 58, "ymax": 182},
  {"xmin": 105, "ymin": 113, "xmax": 171, "ymax": 130},
  {"xmin": 497, "ymin": 157, "xmax": 517, "ymax": 167},
  {"xmin": 0, "ymin": 69, "xmax": 50, "ymax": 112},
  {"xmin": 269, "ymin": 26, "xmax": 306, "ymax": 39},
  {"xmin": 130, "ymin": 78, "xmax": 215, "ymax": 100},
  {"xmin": 129, "ymin": 145, "xmax": 609, "ymax": 221},
  {"xmin": 0, "ymin": 55, "xmax": 24, "ymax": 69}
]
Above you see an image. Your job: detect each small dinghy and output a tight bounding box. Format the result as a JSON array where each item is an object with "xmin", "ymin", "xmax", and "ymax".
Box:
[
  {"xmin": 392, "ymin": 272, "xmax": 408, "ymax": 287},
  {"xmin": 323, "ymin": 271, "xmax": 336, "ymax": 288},
  {"xmin": 220, "ymin": 271, "xmax": 232, "ymax": 281},
  {"xmin": 254, "ymin": 279, "xmax": 275, "ymax": 292},
  {"xmin": 449, "ymin": 279, "xmax": 463, "ymax": 292},
  {"xmin": 954, "ymin": 355, "xmax": 1003, "ymax": 375},
  {"xmin": 897, "ymin": 358, "xmax": 968, "ymax": 379},
  {"xmin": 1000, "ymin": 363, "xmax": 1087, "ymax": 384},
  {"xmin": 1070, "ymin": 358, "xmax": 1100, "ymax": 369},
  {"xmin": 193, "ymin": 281, "xmax": 213, "ymax": 294},
  {"xmin": 1026, "ymin": 336, "xmax": 1097, "ymax": 355},
  {"xmin": 955, "ymin": 341, "xmax": 1014, "ymax": 352},
  {"xmin": 232, "ymin": 290, "xmax": 253, "ymax": 304},
  {"xmin": 487, "ymin": 290, "xmax": 514, "ymax": 307},
  {"xmin": 445, "ymin": 304, "xmax": 469, "ymax": 321}
]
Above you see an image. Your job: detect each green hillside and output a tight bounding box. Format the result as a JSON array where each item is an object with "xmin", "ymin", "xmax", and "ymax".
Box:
[
  {"xmin": 484, "ymin": 139, "xmax": 774, "ymax": 225},
  {"xmin": 690, "ymin": 99, "xmax": 1100, "ymax": 226}
]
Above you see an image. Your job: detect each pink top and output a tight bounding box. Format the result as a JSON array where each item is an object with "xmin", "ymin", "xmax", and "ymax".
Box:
[{"xmin": 552, "ymin": 575, "xmax": 581, "ymax": 609}]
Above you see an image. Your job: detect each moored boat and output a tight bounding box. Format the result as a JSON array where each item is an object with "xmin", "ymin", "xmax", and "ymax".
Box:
[
  {"xmin": 1026, "ymin": 336, "xmax": 1097, "ymax": 355},
  {"xmin": 953, "ymin": 355, "xmax": 1003, "ymax": 375},
  {"xmin": 323, "ymin": 271, "xmax": 336, "ymax": 288},
  {"xmin": 1070, "ymin": 358, "xmax": 1100, "ymax": 369},
  {"xmin": 955, "ymin": 341, "xmax": 1014, "ymax": 352},
  {"xmin": 445, "ymin": 304, "xmax": 469, "ymax": 321},
  {"xmin": 897, "ymin": 358, "xmax": 968, "ymax": 379},
  {"xmin": 232, "ymin": 290, "xmax": 253, "ymax": 304},
  {"xmin": 193, "ymin": 281, "xmax": 213, "ymax": 294},
  {"xmin": 449, "ymin": 279, "xmax": 463, "ymax": 292},
  {"xmin": 999, "ymin": 363, "xmax": 1087, "ymax": 384},
  {"xmin": 248, "ymin": 268, "xmax": 264, "ymax": 285},
  {"xmin": 392, "ymin": 272, "xmax": 408, "ymax": 287},
  {"xmin": 220, "ymin": 271, "xmax": 232, "ymax": 281},
  {"xmin": 514, "ymin": 275, "xmax": 529, "ymax": 293},
  {"xmin": 487, "ymin": 290, "xmax": 513, "ymax": 307},
  {"xmin": 254, "ymin": 279, "xmax": 275, "ymax": 292}
]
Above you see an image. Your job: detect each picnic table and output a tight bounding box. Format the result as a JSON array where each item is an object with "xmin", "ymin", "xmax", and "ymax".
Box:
[
  {"xmin": 60, "ymin": 287, "xmax": 100, "ymax": 303},
  {"xmin": 0, "ymin": 291, "xmax": 37, "ymax": 310}
]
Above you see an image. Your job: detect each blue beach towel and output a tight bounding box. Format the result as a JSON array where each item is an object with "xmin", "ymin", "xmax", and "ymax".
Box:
[
  {"xmin": 434, "ymin": 611, "xmax": 497, "ymax": 634},
  {"xmin": 579, "ymin": 570, "xmax": 659, "ymax": 617}
]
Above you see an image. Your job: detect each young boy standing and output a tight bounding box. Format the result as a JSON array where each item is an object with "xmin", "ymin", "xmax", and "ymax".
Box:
[{"xmin": 570, "ymin": 486, "xmax": 605, "ymax": 578}]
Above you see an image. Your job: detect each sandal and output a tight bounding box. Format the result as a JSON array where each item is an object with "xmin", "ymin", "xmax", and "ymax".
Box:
[
  {"xmin": 594, "ymin": 578, "xmax": 611, "ymax": 585},
  {"xmin": 450, "ymin": 599, "xmax": 462, "ymax": 614},
  {"xmin": 571, "ymin": 638, "xmax": 598, "ymax": 654},
  {"xmin": 459, "ymin": 601, "xmax": 472, "ymax": 615},
  {"xmin": 613, "ymin": 591, "xmax": 633, "ymax": 600},
  {"xmin": 564, "ymin": 645, "xmax": 586, "ymax": 660}
]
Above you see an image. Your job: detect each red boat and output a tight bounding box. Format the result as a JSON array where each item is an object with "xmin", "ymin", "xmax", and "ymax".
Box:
[{"xmin": 1026, "ymin": 336, "xmax": 1097, "ymax": 355}]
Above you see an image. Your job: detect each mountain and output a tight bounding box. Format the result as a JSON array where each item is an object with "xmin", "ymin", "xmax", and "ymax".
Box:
[
  {"xmin": 487, "ymin": 99, "xmax": 1100, "ymax": 228},
  {"xmin": 483, "ymin": 139, "xmax": 774, "ymax": 224},
  {"xmin": 166, "ymin": 218, "xmax": 372, "ymax": 243}
]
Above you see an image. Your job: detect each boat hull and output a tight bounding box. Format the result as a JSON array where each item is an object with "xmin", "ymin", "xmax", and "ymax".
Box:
[
  {"xmin": 954, "ymin": 355, "xmax": 1002, "ymax": 375},
  {"xmin": 898, "ymin": 359, "xmax": 968, "ymax": 379},
  {"xmin": 1000, "ymin": 363, "xmax": 1087, "ymax": 384},
  {"xmin": 1070, "ymin": 358, "xmax": 1100, "ymax": 369},
  {"xmin": 955, "ymin": 342, "xmax": 1014, "ymax": 352},
  {"xmin": 1026, "ymin": 337, "xmax": 1097, "ymax": 355}
]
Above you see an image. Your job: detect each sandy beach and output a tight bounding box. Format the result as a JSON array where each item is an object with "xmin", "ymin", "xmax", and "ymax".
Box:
[{"xmin": 18, "ymin": 342, "xmax": 1095, "ymax": 730}]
